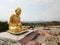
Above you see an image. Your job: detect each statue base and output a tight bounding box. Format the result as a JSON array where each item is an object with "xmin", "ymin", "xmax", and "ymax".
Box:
[
  {"xmin": 7, "ymin": 29, "xmax": 28, "ymax": 35},
  {"xmin": 8, "ymin": 26, "xmax": 28, "ymax": 34}
]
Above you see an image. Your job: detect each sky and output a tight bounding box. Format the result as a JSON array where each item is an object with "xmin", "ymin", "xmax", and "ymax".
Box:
[{"xmin": 0, "ymin": 0, "xmax": 60, "ymax": 22}]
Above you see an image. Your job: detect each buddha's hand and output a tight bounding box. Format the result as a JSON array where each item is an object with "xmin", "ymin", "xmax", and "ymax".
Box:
[
  {"xmin": 18, "ymin": 23, "xmax": 22, "ymax": 26},
  {"xmin": 9, "ymin": 23, "xmax": 14, "ymax": 26}
]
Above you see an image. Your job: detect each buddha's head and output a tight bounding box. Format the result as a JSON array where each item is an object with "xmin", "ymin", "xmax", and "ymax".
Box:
[{"xmin": 15, "ymin": 7, "xmax": 21, "ymax": 16}]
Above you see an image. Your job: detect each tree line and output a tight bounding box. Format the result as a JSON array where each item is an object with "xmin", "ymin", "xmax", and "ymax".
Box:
[{"xmin": 0, "ymin": 21, "xmax": 60, "ymax": 32}]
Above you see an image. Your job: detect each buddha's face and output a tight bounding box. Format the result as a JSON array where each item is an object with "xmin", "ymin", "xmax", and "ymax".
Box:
[{"xmin": 15, "ymin": 8, "xmax": 21, "ymax": 16}]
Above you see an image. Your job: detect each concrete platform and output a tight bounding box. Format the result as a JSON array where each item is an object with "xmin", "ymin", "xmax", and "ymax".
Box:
[{"xmin": 0, "ymin": 29, "xmax": 34, "ymax": 41}]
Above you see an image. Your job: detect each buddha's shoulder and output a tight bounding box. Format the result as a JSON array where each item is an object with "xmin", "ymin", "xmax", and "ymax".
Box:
[{"xmin": 10, "ymin": 14, "xmax": 15, "ymax": 18}]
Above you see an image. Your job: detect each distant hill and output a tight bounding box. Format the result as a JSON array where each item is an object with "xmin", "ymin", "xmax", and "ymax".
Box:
[
  {"xmin": 0, "ymin": 21, "xmax": 8, "ymax": 32},
  {"xmin": 0, "ymin": 21, "xmax": 60, "ymax": 32}
]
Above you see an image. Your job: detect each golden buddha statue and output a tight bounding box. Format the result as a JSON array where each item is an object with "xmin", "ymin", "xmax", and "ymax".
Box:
[{"xmin": 8, "ymin": 7, "xmax": 28, "ymax": 33}]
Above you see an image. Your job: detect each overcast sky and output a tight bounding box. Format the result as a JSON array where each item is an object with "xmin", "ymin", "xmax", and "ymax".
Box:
[{"xmin": 0, "ymin": 0, "xmax": 60, "ymax": 22}]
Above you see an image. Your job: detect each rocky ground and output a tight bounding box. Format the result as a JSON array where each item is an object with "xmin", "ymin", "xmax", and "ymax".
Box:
[
  {"xmin": 0, "ymin": 25, "xmax": 60, "ymax": 45},
  {"xmin": 0, "ymin": 37, "xmax": 20, "ymax": 45},
  {"xmin": 34, "ymin": 25, "xmax": 60, "ymax": 45}
]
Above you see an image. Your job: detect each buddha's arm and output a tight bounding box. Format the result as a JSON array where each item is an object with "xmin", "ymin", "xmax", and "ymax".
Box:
[{"xmin": 8, "ymin": 15, "xmax": 14, "ymax": 26}]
